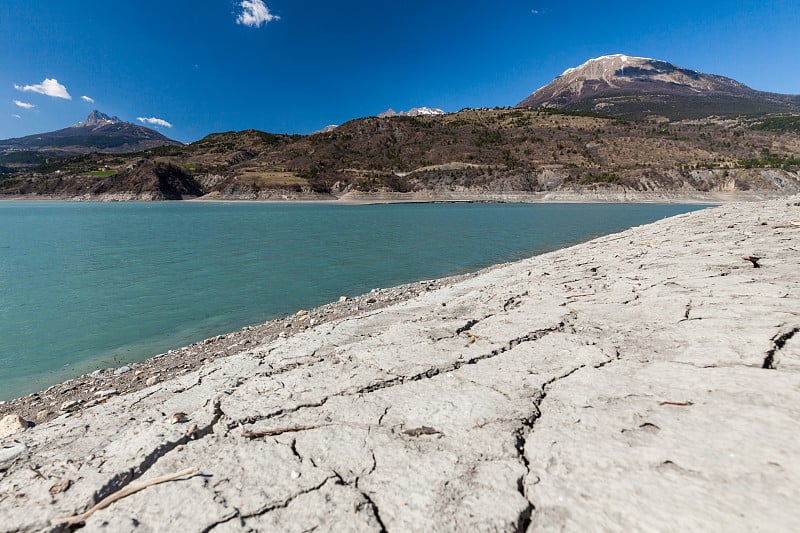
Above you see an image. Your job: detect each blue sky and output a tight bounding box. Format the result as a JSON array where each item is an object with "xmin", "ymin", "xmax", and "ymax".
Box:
[{"xmin": 2, "ymin": 0, "xmax": 799, "ymax": 143}]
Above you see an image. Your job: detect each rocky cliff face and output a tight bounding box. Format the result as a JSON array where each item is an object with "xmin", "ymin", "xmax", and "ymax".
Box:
[{"xmin": 518, "ymin": 54, "xmax": 800, "ymax": 119}]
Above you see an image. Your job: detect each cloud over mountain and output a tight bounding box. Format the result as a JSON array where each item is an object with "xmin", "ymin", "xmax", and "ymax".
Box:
[
  {"xmin": 14, "ymin": 78, "xmax": 72, "ymax": 100},
  {"xmin": 137, "ymin": 116, "xmax": 173, "ymax": 128}
]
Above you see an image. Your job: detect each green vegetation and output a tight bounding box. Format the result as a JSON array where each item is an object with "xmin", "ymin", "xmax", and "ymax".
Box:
[
  {"xmin": 738, "ymin": 152, "xmax": 800, "ymax": 170},
  {"xmin": 583, "ymin": 172, "xmax": 620, "ymax": 183},
  {"xmin": 86, "ymin": 170, "xmax": 117, "ymax": 177},
  {"xmin": 749, "ymin": 115, "xmax": 800, "ymax": 134}
]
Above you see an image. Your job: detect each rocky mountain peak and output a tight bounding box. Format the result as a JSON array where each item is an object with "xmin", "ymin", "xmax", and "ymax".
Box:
[
  {"xmin": 517, "ymin": 54, "xmax": 800, "ymax": 119},
  {"xmin": 76, "ymin": 110, "xmax": 122, "ymax": 127}
]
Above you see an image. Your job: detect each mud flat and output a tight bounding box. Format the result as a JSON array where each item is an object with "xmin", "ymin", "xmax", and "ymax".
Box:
[{"xmin": 1, "ymin": 196, "xmax": 799, "ymax": 531}]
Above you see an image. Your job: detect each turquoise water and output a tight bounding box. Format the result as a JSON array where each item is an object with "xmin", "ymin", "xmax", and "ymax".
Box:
[{"xmin": 0, "ymin": 201, "xmax": 705, "ymax": 399}]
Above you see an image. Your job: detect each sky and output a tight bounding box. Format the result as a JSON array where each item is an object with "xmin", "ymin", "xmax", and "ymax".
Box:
[{"xmin": 2, "ymin": 0, "xmax": 799, "ymax": 143}]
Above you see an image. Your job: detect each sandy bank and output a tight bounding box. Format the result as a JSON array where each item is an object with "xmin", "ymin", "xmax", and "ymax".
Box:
[{"xmin": 1, "ymin": 196, "xmax": 799, "ymax": 531}]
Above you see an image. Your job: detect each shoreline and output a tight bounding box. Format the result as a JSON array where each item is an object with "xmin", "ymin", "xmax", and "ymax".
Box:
[
  {"xmin": 0, "ymin": 189, "xmax": 790, "ymax": 205},
  {"xmin": 0, "ymin": 200, "xmax": 709, "ymax": 408},
  {"xmin": 2, "ymin": 195, "xmax": 799, "ymax": 530},
  {"xmin": 0, "ymin": 273, "xmax": 480, "ymax": 423}
]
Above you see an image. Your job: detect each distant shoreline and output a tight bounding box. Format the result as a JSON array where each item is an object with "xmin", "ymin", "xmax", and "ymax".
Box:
[{"xmin": 0, "ymin": 189, "xmax": 789, "ymax": 204}]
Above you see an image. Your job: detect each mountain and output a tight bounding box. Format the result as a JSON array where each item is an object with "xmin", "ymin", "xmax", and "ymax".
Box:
[
  {"xmin": 378, "ymin": 107, "xmax": 446, "ymax": 118},
  {"xmin": 518, "ymin": 54, "xmax": 800, "ymax": 120},
  {"xmin": 0, "ymin": 111, "xmax": 181, "ymax": 156},
  {"xmin": 3, "ymin": 107, "xmax": 799, "ymax": 200},
  {"xmin": 74, "ymin": 110, "xmax": 122, "ymax": 127}
]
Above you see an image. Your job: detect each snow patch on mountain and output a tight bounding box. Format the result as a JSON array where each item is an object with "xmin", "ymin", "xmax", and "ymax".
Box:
[{"xmin": 378, "ymin": 107, "xmax": 446, "ymax": 118}]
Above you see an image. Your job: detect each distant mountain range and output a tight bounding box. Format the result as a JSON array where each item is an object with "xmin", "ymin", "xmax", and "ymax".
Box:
[
  {"xmin": 518, "ymin": 54, "xmax": 800, "ymax": 120},
  {"xmin": 0, "ymin": 111, "xmax": 181, "ymax": 155},
  {"xmin": 1, "ymin": 57, "xmax": 799, "ymax": 199}
]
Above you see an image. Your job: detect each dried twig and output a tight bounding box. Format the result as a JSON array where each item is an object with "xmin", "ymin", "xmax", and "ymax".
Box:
[
  {"xmin": 659, "ymin": 401, "xmax": 694, "ymax": 407},
  {"xmin": 742, "ymin": 255, "xmax": 761, "ymax": 268},
  {"xmin": 51, "ymin": 467, "xmax": 198, "ymax": 526},
  {"xmin": 28, "ymin": 466, "xmax": 46, "ymax": 480},
  {"xmin": 242, "ymin": 425, "xmax": 319, "ymax": 439}
]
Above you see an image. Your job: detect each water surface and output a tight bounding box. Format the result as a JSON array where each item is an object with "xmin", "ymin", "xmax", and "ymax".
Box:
[{"xmin": 0, "ymin": 201, "xmax": 706, "ymax": 399}]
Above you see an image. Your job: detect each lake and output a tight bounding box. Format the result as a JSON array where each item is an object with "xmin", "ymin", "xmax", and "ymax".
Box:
[{"xmin": 0, "ymin": 201, "xmax": 706, "ymax": 400}]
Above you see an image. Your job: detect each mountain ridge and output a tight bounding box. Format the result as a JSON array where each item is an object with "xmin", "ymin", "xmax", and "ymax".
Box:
[
  {"xmin": 0, "ymin": 111, "xmax": 181, "ymax": 156},
  {"xmin": 518, "ymin": 54, "xmax": 800, "ymax": 120}
]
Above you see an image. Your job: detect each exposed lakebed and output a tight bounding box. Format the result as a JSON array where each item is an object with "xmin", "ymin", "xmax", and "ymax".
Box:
[{"xmin": 0, "ymin": 201, "xmax": 705, "ymax": 399}]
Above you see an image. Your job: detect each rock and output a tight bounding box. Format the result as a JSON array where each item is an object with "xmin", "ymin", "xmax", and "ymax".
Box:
[
  {"xmin": 114, "ymin": 365, "xmax": 132, "ymax": 375},
  {"xmin": 93, "ymin": 389, "xmax": 118, "ymax": 399},
  {"xmin": 35, "ymin": 410, "xmax": 49, "ymax": 423},
  {"xmin": 171, "ymin": 412, "xmax": 189, "ymax": 424},
  {"xmin": 145, "ymin": 376, "xmax": 159, "ymax": 387},
  {"xmin": 49, "ymin": 478, "xmax": 72, "ymax": 495},
  {"xmin": 338, "ymin": 296, "xmax": 348, "ymax": 302},
  {"xmin": 59, "ymin": 400, "xmax": 81, "ymax": 412},
  {"xmin": 0, "ymin": 414, "xmax": 32, "ymax": 438},
  {"xmin": 0, "ymin": 443, "xmax": 27, "ymax": 470}
]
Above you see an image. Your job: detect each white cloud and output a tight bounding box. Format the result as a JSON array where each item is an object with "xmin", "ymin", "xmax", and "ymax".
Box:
[
  {"xmin": 137, "ymin": 116, "xmax": 173, "ymax": 128},
  {"xmin": 81, "ymin": 95, "xmax": 95, "ymax": 103},
  {"xmin": 236, "ymin": 0, "xmax": 279, "ymax": 28},
  {"xmin": 14, "ymin": 78, "xmax": 72, "ymax": 100},
  {"xmin": 13, "ymin": 100, "xmax": 35, "ymax": 109},
  {"xmin": 12, "ymin": 114, "xmax": 22, "ymax": 119}
]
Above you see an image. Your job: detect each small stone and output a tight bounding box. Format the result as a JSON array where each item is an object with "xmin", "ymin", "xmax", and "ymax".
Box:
[
  {"xmin": 0, "ymin": 414, "xmax": 32, "ymax": 439},
  {"xmin": 0, "ymin": 443, "xmax": 27, "ymax": 470},
  {"xmin": 145, "ymin": 376, "xmax": 159, "ymax": 387},
  {"xmin": 35, "ymin": 410, "xmax": 49, "ymax": 423},
  {"xmin": 278, "ymin": 332, "xmax": 287, "ymax": 338},
  {"xmin": 91, "ymin": 369, "xmax": 103, "ymax": 376},
  {"xmin": 366, "ymin": 298, "xmax": 377, "ymax": 304},
  {"xmin": 94, "ymin": 389, "xmax": 118, "ymax": 399},
  {"xmin": 291, "ymin": 470, "xmax": 301, "ymax": 479},
  {"xmin": 296, "ymin": 309, "xmax": 308, "ymax": 316},
  {"xmin": 114, "ymin": 365, "xmax": 132, "ymax": 376},
  {"xmin": 49, "ymin": 478, "xmax": 72, "ymax": 495},
  {"xmin": 338, "ymin": 296, "xmax": 348, "ymax": 303},
  {"xmin": 171, "ymin": 412, "xmax": 189, "ymax": 424},
  {"xmin": 60, "ymin": 400, "xmax": 81, "ymax": 412}
]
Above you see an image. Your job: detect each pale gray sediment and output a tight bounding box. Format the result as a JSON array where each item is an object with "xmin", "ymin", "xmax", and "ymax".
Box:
[{"xmin": 1, "ymin": 196, "xmax": 799, "ymax": 531}]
